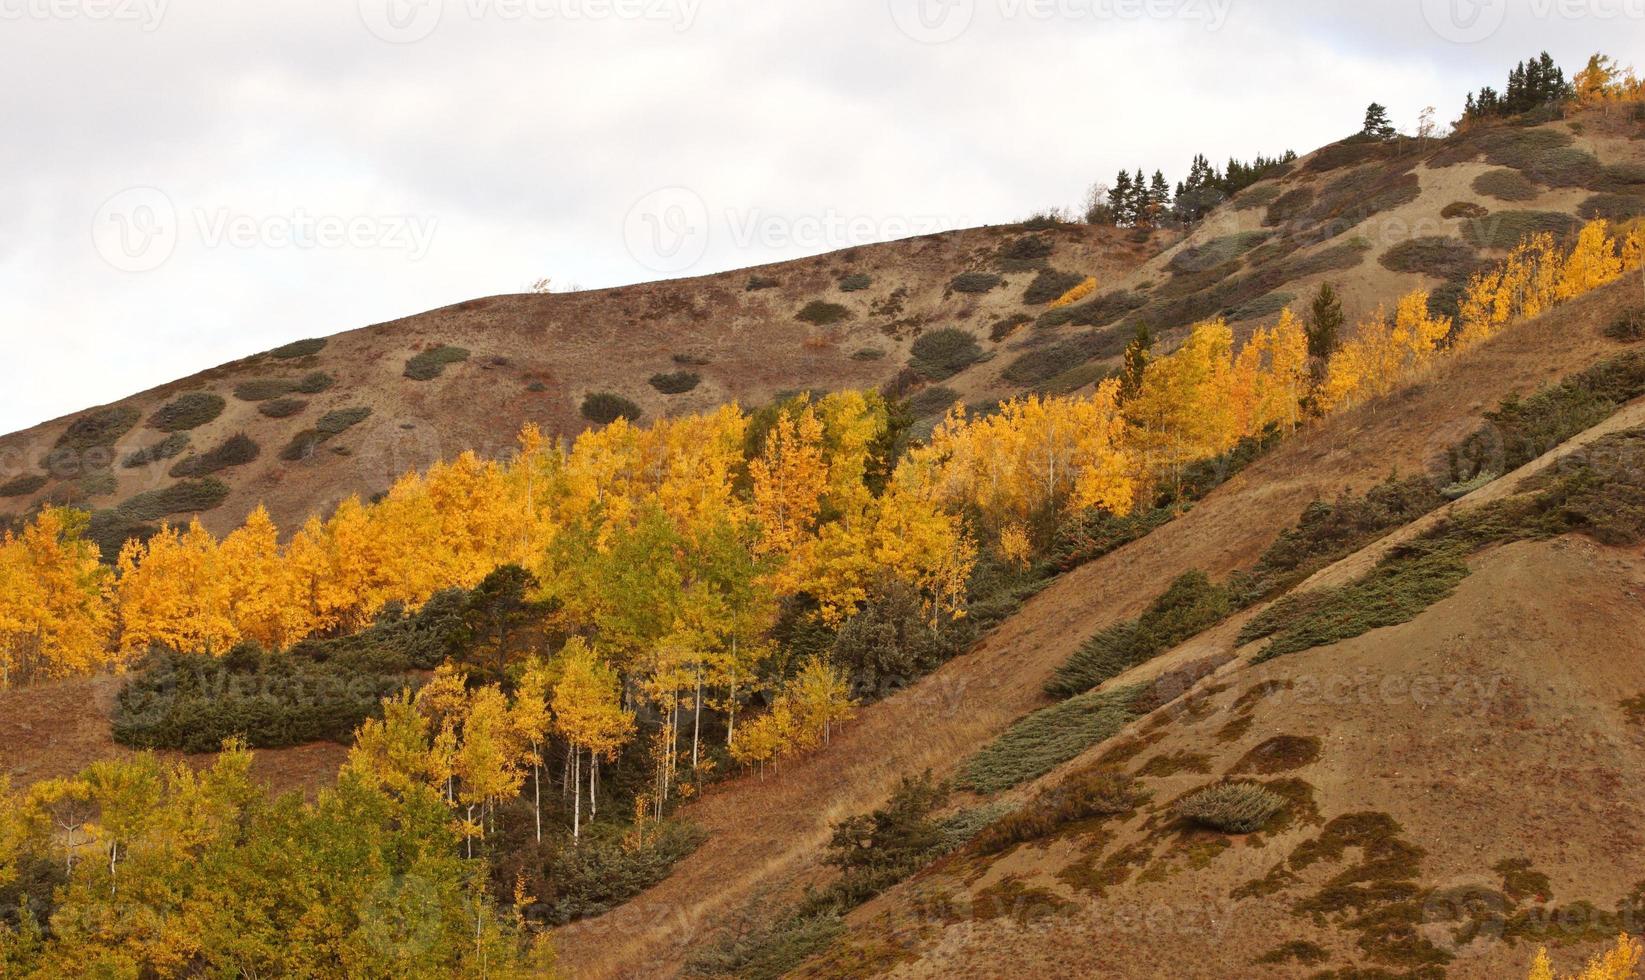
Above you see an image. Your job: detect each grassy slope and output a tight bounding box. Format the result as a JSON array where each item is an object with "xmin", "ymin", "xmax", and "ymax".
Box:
[{"xmin": 545, "ymin": 277, "xmax": 1645, "ymax": 978}]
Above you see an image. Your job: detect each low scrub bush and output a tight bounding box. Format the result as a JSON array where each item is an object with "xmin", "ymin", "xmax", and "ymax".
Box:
[
  {"xmin": 949, "ymin": 272, "xmax": 1003, "ymax": 294},
  {"xmin": 1607, "ymin": 307, "xmax": 1645, "ymax": 342},
  {"xmin": 837, "ymin": 273, "xmax": 872, "ymax": 292},
  {"xmin": 1461, "ymin": 210, "xmax": 1580, "ymax": 249},
  {"xmin": 1233, "ymin": 184, "xmax": 1283, "ymax": 211},
  {"xmin": 170, "ymin": 433, "xmax": 260, "ymax": 478},
  {"xmin": 1231, "ymin": 291, "xmax": 1296, "ymax": 322},
  {"xmin": 1046, "ymin": 571, "xmax": 1233, "ymax": 698},
  {"xmin": 1441, "ymin": 201, "xmax": 1489, "ymax": 220},
  {"xmin": 998, "ymin": 235, "xmax": 1053, "ymax": 271},
  {"xmin": 52, "ymin": 405, "xmax": 140, "ymax": 457},
  {"xmin": 684, "ymin": 909, "xmax": 843, "ymax": 980},
  {"xmin": 795, "ymin": 301, "xmax": 850, "ymax": 325},
  {"xmin": 535, "ymin": 821, "xmax": 705, "ymax": 926},
  {"xmin": 1002, "ymin": 328, "xmax": 1130, "ymax": 386},
  {"xmin": 116, "ymin": 478, "xmax": 231, "ymax": 522},
  {"xmin": 850, "ymin": 348, "xmax": 886, "ymax": 361},
  {"xmin": 234, "ymin": 373, "xmax": 333, "ymax": 402},
  {"xmin": 404, "ymin": 345, "xmax": 470, "ymax": 381},
  {"xmin": 1176, "ymin": 782, "xmax": 1286, "ymax": 833},
  {"xmin": 316, "ymin": 406, "xmax": 372, "ymax": 435},
  {"xmin": 1448, "ymin": 350, "xmax": 1645, "ymax": 482},
  {"xmin": 1264, "ymin": 187, "xmax": 1316, "ymax": 226},
  {"xmin": 1472, "ymin": 168, "xmax": 1541, "ymax": 202},
  {"xmin": 649, "ymin": 371, "xmax": 701, "ymax": 394},
  {"xmin": 113, "ymin": 590, "xmax": 467, "ymax": 750},
  {"xmin": 989, "ymin": 313, "xmax": 1032, "ymax": 341},
  {"xmin": 148, "ymin": 392, "xmax": 226, "ymax": 432},
  {"xmin": 959, "ymin": 684, "xmax": 1141, "ymax": 793},
  {"xmin": 910, "ymin": 328, "xmax": 983, "ymax": 381},
  {"xmin": 257, "ymin": 397, "xmax": 307, "ymax": 419},
  {"xmin": 908, "ymin": 386, "xmax": 960, "ymax": 420},
  {"xmin": 0, "ymin": 474, "xmax": 47, "ymax": 498},
  {"xmin": 1379, "ymin": 236, "xmax": 1480, "ymax": 280},
  {"xmin": 971, "ymin": 769, "xmax": 1143, "ymax": 854},
  {"xmin": 745, "ymin": 275, "xmax": 779, "ymax": 291},
  {"xmin": 1170, "ymin": 232, "xmax": 1270, "ymax": 275},
  {"xmin": 1022, "ymin": 268, "xmax": 1087, "ymax": 305},
  {"xmin": 812, "ymin": 773, "xmax": 949, "ymax": 910},
  {"xmin": 1578, "ymin": 192, "xmax": 1645, "ymax": 222},
  {"xmin": 832, "ymin": 582, "xmax": 960, "ymax": 697},
  {"xmin": 269, "ymin": 337, "xmax": 327, "ymax": 359},
  {"xmin": 581, "ymin": 392, "xmax": 642, "ymax": 425}
]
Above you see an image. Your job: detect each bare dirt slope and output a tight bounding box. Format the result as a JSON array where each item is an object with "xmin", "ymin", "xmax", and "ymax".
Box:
[{"xmin": 546, "ymin": 261, "xmax": 1645, "ymax": 978}]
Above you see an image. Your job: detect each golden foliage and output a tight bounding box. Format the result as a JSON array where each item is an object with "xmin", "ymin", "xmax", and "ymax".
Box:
[
  {"xmin": 1529, "ymin": 934, "xmax": 1644, "ymax": 980},
  {"xmin": 1049, "ymin": 276, "xmax": 1099, "ymax": 309}
]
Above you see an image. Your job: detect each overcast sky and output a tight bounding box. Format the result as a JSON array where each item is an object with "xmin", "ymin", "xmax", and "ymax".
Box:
[{"xmin": 1, "ymin": 0, "xmax": 1639, "ymax": 434}]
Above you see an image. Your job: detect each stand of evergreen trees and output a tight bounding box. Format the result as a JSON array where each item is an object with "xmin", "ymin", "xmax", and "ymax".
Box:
[
  {"xmin": 1463, "ymin": 51, "xmax": 1574, "ymax": 121},
  {"xmin": 1087, "ymin": 150, "xmax": 1298, "ymax": 229}
]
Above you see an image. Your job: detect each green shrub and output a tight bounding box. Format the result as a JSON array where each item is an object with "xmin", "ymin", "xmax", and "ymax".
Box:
[
  {"xmin": 270, "ymin": 338, "xmax": 327, "ymax": 359},
  {"xmin": 949, "ymin": 272, "xmax": 1003, "ymax": 294},
  {"xmin": 581, "ymin": 392, "xmax": 642, "ymax": 425},
  {"xmin": 235, "ymin": 373, "xmax": 332, "ymax": 402},
  {"xmin": 1001, "ymin": 329, "xmax": 1130, "ymax": 386},
  {"xmin": 1045, "ymin": 571, "xmax": 1233, "ymax": 698},
  {"xmin": 993, "ymin": 235, "xmax": 1046, "ymax": 269},
  {"xmin": 850, "ymin": 348, "xmax": 886, "ymax": 361},
  {"xmin": 1022, "ymin": 268, "xmax": 1087, "ymax": 305},
  {"xmin": 1603, "ymin": 162, "xmax": 1645, "ymax": 186},
  {"xmin": 907, "ymin": 386, "xmax": 960, "ymax": 420},
  {"xmin": 1379, "ymin": 236, "xmax": 1479, "ymax": 280},
  {"xmin": 959, "ymin": 684, "xmax": 1141, "ymax": 793},
  {"xmin": 989, "ymin": 314, "xmax": 1033, "ymax": 341},
  {"xmin": 1441, "ymin": 201, "xmax": 1489, "ymax": 220},
  {"xmin": 1231, "ymin": 735, "xmax": 1322, "ymax": 774},
  {"xmin": 1461, "ymin": 210, "xmax": 1579, "ymax": 249},
  {"xmin": 233, "ymin": 379, "xmax": 294, "ymax": 402},
  {"xmin": 279, "ymin": 430, "xmax": 327, "ymax": 462},
  {"xmin": 795, "ymin": 301, "xmax": 850, "ymax": 326},
  {"xmin": 1231, "ymin": 291, "xmax": 1296, "ymax": 322},
  {"xmin": 832, "ymin": 582, "xmax": 958, "ymax": 697},
  {"xmin": 112, "ymin": 591, "xmax": 466, "ymax": 751},
  {"xmin": 170, "ymin": 433, "xmax": 260, "ymax": 478},
  {"xmin": 536, "ymin": 821, "xmax": 705, "ymax": 926},
  {"xmin": 122, "ymin": 432, "xmax": 191, "ymax": 469},
  {"xmin": 116, "ymin": 478, "xmax": 231, "ymax": 522},
  {"xmin": 685, "ymin": 909, "xmax": 843, "ymax": 980},
  {"xmin": 971, "ymin": 769, "xmax": 1142, "ymax": 854},
  {"xmin": 649, "ymin": 371, "xmax": 701, "ymax": 394},
  {"xmin": 1232, "ymin": 184, "xmax": 1283, "ymax": 211},
  {"xmin": 51, "ymin": 405, "xmax": 140, "ymax": 458},
  {"xmin": 0, "ymin": 474, "xmax": 47, "ymax": 498},
  {"xmin": 148, "ymin": 392, "xmax": 226, "ymax": 433},
  {"xmin": 1448, "ymin": 350, "xmax": 1645, "ymax": 481},
  {"xmin": 1472, "ymin": 168, "xmax": 1541, "ymax": 202},
  {"xmin": 1579, "ymin": 193, "xmax": 1645, "ymax": 222},
  {"xmin": 1170, "ymin": 232, "xmax": 1270, "ymax": 274},
  {"xmin": 837, "ymin": 273, "xmax": 872, "ymax": 292},
  {"xmin": 404, "ymin": 345, "xmax": 470, "ymax": 381},
  {"xmin": 295, "ymin": 371, "xmax": 333, "ymax": 394},
  {"xmin": 257, "ymin": 397, "xmax": 307, "ymax": 419},
  {"xmin": 1176, "ymin": 782, "xmax": 1286, "ymax": 833},
  {"xmin": 910, "ymin": 329, "xmax": 983, "ymax": 381},
  {"xmin": 316, "ymin": 407, "xmax": 372, "ymax": 436},
  {"xmin": 1264, "ymin": 187, "xmax": 1315, "ymax": 226},
  {"xmin": 1232, "ymin": 476, "xmax": 1447, "ymax": 604},
  {"xmin": 746, "ymin": 275, "xmax": 779, "ymax": 291},
  {"xmin": 1440, "ymin": 471, "xmax": 1497, "ymax": 500},
  {"xmin": 1607, "ymin": 307, "xmax": 1645, "ymax": 342}
]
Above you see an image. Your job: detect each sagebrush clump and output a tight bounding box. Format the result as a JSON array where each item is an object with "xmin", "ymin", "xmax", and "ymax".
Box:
[{"xmin": 1175, "ymin": 782, "xmax": 1286, "ymax": 833}]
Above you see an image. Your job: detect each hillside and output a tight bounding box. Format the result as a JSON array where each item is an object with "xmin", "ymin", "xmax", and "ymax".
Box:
[
  {"xmin": 3, "ymin": 107, "xmax": 1642, "ymax": 563},
  {"xmin": 542, "ymin": 276, "xmax": 1645, "ymax": 979}
]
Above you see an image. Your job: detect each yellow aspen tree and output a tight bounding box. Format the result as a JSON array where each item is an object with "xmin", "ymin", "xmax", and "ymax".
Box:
[
  {"xmin": 552, "ymin": 639, "xmax": 634, "ymax": 839},
  {"xmin": 453, "ymin": 685, "xmax": 522, "ymax": 857},
  {"xmin": 1126, "ymin": 319, "xmax": 1238, "ymax": 493},
  {"xmin": 347, "ymin": 692, "xmax": 438, "ymax": 796},
  {"xmin": 1558, "ymin": 219, "xmax": 1625, "ymax": 300},
  {"xmin": 787, "ymin": 656, "xmax": 855, "ymax": 746},
  {"xmin": 0, "ymin": 509, "xmax": 111, "ymax": 686},
  {"xmin": 511, "ymin": 656, "xmax": 556, "ymax": 843},
  {"xmin": 217, "ymin": 505, "xmax": 307, "ymax": 650},
  {"xmin": 1528, "ymin": 934, "xmax": 1643, "ymax": 980},
  {"xmin": 750, "ymin": 407, "xmax": 827, "ymax": 562},
  {"xmin": 115, "ymin": 520, "xmax": 235, "ymax": 658}
]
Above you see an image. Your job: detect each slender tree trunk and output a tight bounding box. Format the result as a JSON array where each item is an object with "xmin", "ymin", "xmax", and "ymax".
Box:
[
  {"xmin": 591, "ymin": 754, "xmax": 600, "ymax": 817},
  {"xmin": 572, "ymin": 745, "xmax": 582, "ymax": 842},
  {"xmin": 465, "ymin": 805, "xmax": 475, "ymax": 859},
  {"xmin": 533, "ymin": 756, "xmax": 542, "ymax": 843},
  {"xmin": 692, "ymin": 667, "xmax": 703, "ymax": 771}
]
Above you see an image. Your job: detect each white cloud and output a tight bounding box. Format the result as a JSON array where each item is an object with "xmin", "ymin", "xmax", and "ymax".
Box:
[{"xmin": 0, "ymin": 0, "xmax": 1639, "ymax": 432}]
